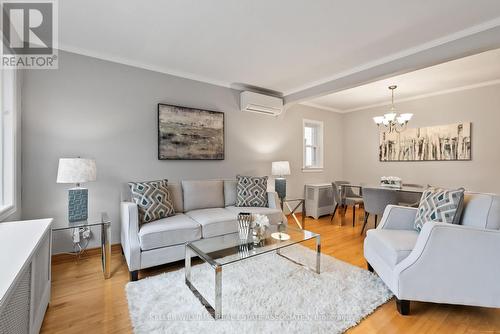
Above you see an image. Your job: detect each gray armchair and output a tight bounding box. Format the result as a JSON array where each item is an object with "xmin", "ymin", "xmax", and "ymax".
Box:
[{"xmin": 364, "ymin": 192, "xmax": 500, "ymax": 315}]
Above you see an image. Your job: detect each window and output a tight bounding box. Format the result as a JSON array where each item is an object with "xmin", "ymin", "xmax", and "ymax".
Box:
[
  {"xmin": 0, "ymin": 69, "xmax": 17, "ymax": 219},
  {"xmin": 303, "ymin": 119, "xmax": 323, "ymax": 171}
]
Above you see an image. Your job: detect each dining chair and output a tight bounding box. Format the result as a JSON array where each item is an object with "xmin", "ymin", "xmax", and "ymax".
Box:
[
  {"xmin": 398, "ymin": 183, "xmax": 425, "ymax": 207},
  {"xmin": 361, "ymin": 187, "xmax": 399, "ymax": 235},
  {"xmin": 331, "ymin": 181, "xmax": 363, "ymax": 227}
]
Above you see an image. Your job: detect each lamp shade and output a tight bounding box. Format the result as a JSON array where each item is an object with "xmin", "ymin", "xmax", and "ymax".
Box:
[
  {"xmin": 56, "ymin": 158, "xmax": 96, "ymax": 184},
  {"xmin": 271, "ymin": 161, "xmax": 290, "ymax": 176}
]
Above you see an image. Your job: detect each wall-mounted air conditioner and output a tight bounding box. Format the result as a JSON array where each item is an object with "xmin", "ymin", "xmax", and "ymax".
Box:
[{"xmin": 240, "ymin": 91, "xmax": 283, "ymax": 116}]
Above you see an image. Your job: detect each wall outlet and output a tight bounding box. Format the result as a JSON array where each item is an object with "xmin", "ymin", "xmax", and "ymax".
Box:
[
  {"xmin": 81, "ymin": 227, "xmax": 91, "ymax": 240},
  {"xmin": 72, "ymin": 227, "xmax": 92, "ymax": 244}
]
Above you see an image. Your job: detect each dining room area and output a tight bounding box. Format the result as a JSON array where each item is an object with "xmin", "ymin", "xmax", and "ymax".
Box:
[
  {"xmin": 329, "ymin": 179, "xmax": 425, "ymax": 235},
  {"xmin": 303, "ymin": 170, "xmax": 500, "ymax": 324},
  {"xmin": 296, "ymin": 47, "xmax": 500, "ymax": 325}
]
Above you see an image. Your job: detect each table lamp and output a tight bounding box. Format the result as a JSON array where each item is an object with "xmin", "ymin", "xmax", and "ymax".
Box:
[
  {"xmin": 272, "ymin": 161, "xmax": 290, "ymax": 202},
  {"xmin": 57, "ymin": 158, "xmax": 96, "ymax": 222}
]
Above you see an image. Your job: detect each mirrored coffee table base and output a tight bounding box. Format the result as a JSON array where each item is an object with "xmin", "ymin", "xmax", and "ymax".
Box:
[{"xmin": 185, "ymin": 225, "xmax": 320, "ymax": 319}]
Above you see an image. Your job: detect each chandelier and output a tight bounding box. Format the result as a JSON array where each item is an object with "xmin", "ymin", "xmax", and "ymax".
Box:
[{"xmin": 373, "ymin": 85, "xmax": 413, "ymax": 133}]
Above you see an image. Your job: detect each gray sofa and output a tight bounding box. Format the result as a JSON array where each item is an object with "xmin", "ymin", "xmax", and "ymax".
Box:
[{"xmin": 121, "ymin": 179, "xmax": 286, "ymax": 280}]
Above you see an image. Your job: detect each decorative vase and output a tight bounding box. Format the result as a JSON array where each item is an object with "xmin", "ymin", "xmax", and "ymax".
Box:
[{"xmin": 237, "ymin": 212, "xmax": 252, "ymax": 241}]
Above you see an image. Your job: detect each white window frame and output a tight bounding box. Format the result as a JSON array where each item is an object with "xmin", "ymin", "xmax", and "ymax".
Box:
[
  {"xmin": 302, "ymin": 119, "xmax": 324, "ymax": 172},
  {"xmin": 0, "ymin": 69, "xmax": 17, "ymax": 220}
]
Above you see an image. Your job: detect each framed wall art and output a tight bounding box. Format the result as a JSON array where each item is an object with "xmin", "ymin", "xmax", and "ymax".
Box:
[
  {"xmin": 379, "ymin": 122, "xmax": 471, "ymax": 162},
  {"xmin": 158, "ymin": 104, "xmax": 224, "ymax": 160}
]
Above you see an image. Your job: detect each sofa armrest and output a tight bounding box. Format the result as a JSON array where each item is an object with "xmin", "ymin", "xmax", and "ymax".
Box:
[
  {"xmin": 377, "ymin": 205, "xmax": 418, "ymax": 230},
  {"xmin": 267, "ymin": 191, "xmax": 287, "ymax": 224},
  {"xmin": 120, "ymin": 201, "xmax": 141, "ymax": 271},
  {"xmin": 394, "ymin": 222, "xmax": 500, "ymax": 306},
  {"xmin": 267, "ymin": 191, "xmax": 281, "ymax": 209}
]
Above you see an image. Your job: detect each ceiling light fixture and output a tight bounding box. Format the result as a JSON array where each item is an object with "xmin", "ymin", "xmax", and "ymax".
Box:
[{"xmin": 373, "ymin": 85, "xmax": 413, "ymax": 133}]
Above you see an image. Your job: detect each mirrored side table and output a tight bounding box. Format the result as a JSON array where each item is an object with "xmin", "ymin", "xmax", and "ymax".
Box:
[
  {"xmin": 52, "ymin": 212, "xmax": 111, "ymax": 279},
  {"xmin": 281, "ymin": 198, "xmax": 306, "ymax": 229}
]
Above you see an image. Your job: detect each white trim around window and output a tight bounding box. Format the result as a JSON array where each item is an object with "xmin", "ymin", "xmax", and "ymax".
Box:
[
  {"xmin": 302, "ymin": 119, "xmax": 324, "ymax": 172},
  {"xmin": 0, "ymin": 69, "xmax": 18, "ymax": 221}
]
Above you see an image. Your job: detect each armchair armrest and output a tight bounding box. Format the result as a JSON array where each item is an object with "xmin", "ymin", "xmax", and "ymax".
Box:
[
  {"xmin": 120, "ymin": 201, "xmax": 141, "ymax": 271},
  {"xmin": 394, "ymin": 222, "xmax": 500, "ymax": 307},
  {"xmin": 377, "ymin": 205, "xmax": 418, "ymax": 230}
]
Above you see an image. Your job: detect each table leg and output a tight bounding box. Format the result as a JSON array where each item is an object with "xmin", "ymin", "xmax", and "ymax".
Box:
[
  {"xmin": 101, "ymin": 223, "xmax": 111, "ymax": 279},
  {"xmin": 315, "ymin": 235, "xmax": 321, "ymax": 274},
  {"xmin": 301, "ymin": 200, "xmax": 306, "ymax": 229},
  {"xmin": 215, "ymin": 265, "xmax": 222, "ymax": 319},
  {"xmin": 185, "ymin": 246, "xmax": 191, "ymax": 282},
  {"xmin": 285, "ymin": 202, "xmax": 303, "ymax": 229}
]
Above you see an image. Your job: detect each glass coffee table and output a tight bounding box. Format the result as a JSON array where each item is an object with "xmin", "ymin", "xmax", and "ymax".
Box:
[{"xmin": 185, "ymin": 224, "xmax": 320, "ymax": 319}]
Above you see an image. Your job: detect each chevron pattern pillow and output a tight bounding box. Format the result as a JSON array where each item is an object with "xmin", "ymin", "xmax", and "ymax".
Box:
[
  {"xmin": 128, "ymin": 179, "xmax": 175, "ymax": 224},
  {"xmin": 236, "ymin": 175, "xmax": 268, "ymax": 207},
  {"xmin": 414, "ymin": 187, "xmax": 465, "ymax": 232}
]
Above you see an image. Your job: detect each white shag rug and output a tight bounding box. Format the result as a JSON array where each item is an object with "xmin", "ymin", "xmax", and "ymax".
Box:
[{"xmin": 126, "ymin": 245, "xmax": 392, "ymax": 334}]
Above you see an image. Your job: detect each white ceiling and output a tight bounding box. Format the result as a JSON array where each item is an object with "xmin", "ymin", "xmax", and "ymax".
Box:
[
  {"xmin": 59, "ymin": 0, "xmax": 500, "ymax": 95},
  {"xmin": 305, "ymin": 48, "xmax": 500, "ymax": 112}
]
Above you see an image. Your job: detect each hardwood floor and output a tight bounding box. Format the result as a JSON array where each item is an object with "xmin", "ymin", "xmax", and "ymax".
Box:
[{"xmin": 41, "ymin": 209, "xmax": 500, "ymax": 333}]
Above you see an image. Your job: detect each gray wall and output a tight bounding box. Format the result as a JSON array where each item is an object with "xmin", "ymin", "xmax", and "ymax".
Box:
[
  {"xmin": 24, "ymin": 51, "xmax": 499, "ymax": 253},
  {"xmin": 342, "ymin": 83, "xmax": 500, "ymax": 193},
  {"xmin": 21, "ymin": 51, "xmax": 343, "ymax": 252}
]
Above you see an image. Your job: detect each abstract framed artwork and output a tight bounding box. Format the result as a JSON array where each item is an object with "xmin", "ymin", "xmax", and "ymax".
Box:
[
  {"xmin": 379, "ymin": 122, "xmax": 471, "ymax": 162},
  {"xmin": 158, "ymin": 104, "xmax": 224, "ymax": 160}
]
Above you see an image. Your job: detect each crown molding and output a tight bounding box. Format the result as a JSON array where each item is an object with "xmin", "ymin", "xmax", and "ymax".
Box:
[
  {"xmin": 299, "ymin": 102, "xmax": 341, "ymax": 113},
  {"xmin": 57, "ymin": 16, "xmax": 500, "ymax": 103},
  {"xmin": 57, "ymin": 44, "xmax": 233, "ymax": 89},
  {"xmin": 284, "ymin": 17, "xmax": 500, "ymax": 104},
  {"xmin": 317, "ymin": 79, "xmax": 500, "ymax": 113}
]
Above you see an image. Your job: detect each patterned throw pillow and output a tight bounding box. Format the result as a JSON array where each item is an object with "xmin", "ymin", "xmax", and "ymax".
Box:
[
  {"xmin": 236, "ymin": 175, "xmax": 268, "ymax": 207},
  {"xmin": 128, "ymin": 179, "xmax": 175, "ymax": 224},
  {"xmin": 414, "ymin": 187, "xmax": 465, "ymax": 232}
]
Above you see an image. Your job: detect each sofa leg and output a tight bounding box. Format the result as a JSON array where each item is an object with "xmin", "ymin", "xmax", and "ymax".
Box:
[
  {"xmin": 130, "ymin": 270, "xmax": 139, "ymax": 281},
  {"xmin": 396, "ymin": 298, "xmax": 410, "ymax": 315},
  {"xmin": 367, "ymin": 262, "xmax": 374, "ymax": 273}
]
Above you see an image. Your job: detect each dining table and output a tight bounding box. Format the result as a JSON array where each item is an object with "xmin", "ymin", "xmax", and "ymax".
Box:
[
  {"xmin": 338, "ymin": 183, "xmax": 426, "ymax": 218},
  {"xmin": 339, "ymin": 183, "xmax": 426, "ymax": 196}
]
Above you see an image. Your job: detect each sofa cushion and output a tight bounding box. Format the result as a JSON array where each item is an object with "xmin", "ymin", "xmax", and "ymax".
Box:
[
  {"xmin": 224, "ymin": 180, "xmax": 237, "ymax": 207},
  {"xmin": 414, "ymin": 187, "xmax": 465, "ymax": 232},
  {"xmin": 138, "ymin": 214, "xmax": 201, "ymax": 251},
  {"xmin": 182, "ymin": 180, "xmax": 224, "ymax": 212},
  {"xmin": 185, "ymin": 208, "xmax": 237, "ymax": 238},
  {"xmin": 167, "ymin": 182, "xmax": 184, "ymax": 213},
  {"xmin": 365, "ymin": 229, "xmax": 419, "ymax": 267},
  {"xmin": 236, "ymin": 175, "xmax": 268, "ymax": 207},
  {"xmin": 128, "ymin": 179, "xmax": 175, "ymax": 224},
  {"xmin": 225, "ymin": 206, "xmax": 284, "ymax": 225}
]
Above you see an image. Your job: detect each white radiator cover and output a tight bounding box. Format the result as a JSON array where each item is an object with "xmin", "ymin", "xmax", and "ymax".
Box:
[
  {"xmin": 0, "ymin": 219, "xmax": 52, "ymax": 334},
  {"xmin": 305, "ymin": 183, "xmax": 335, "ymax": 219}
]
